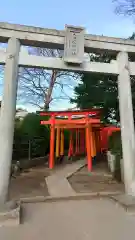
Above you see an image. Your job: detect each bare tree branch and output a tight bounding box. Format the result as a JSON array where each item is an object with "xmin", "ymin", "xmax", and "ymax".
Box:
[
  {"xmin": 113, "ymin": 0, "xmax": 135, "ymax": 16},
  {"xmin": 18, "ymin": 47, "xmax": 79, "ymax": 110}
]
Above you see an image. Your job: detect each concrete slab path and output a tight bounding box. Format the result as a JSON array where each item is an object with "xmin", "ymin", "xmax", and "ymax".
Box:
[
  {"xmin": 46, "ymin": 159, "xmax": 85, "ymax": 197},
  {"xmin": 0, "ymin": 199, "xmax": 135, "ymax": 240}
]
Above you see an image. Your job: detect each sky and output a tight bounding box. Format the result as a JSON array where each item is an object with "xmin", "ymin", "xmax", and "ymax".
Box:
[{"xmin": 0, "ymin": 0, "xmax": 135, "ymax": 111}]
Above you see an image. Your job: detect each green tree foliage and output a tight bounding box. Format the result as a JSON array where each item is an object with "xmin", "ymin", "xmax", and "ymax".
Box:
[
  {"xmin": 71, "ymin": 72, "xmax": 119, "ymax": 123},
  {"xmin": 13, "ymin": 113, "xmax": 71, "ymax": 161},
  {"xmin": 13, "ymin": 113, "xmax": 50, "ymax": 160},
  {"xmin": 20, "ymin": 113, "xmax": 49, "ymax": 139},
  {"xmin": 71, "ymin": 53, "xmax": 119, "ymax": 123},
  {"xmin": 71, "ymin": 34, "xmax": 135, "ymax": 124}
]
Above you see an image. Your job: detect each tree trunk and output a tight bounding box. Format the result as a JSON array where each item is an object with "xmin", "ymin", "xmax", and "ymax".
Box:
[
  {"xmin": 43, "ymin": 104, "xmax": 49, "ymax": 111},
  {"xmin": 43, "ymin": 70, "xmax": 57, "ymax": 111}
]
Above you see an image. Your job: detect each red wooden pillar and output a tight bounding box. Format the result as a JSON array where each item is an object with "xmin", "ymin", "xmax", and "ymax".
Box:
[
  {"xmin": 85, "ymin": 122, "xmax": 92, "ymax": 171},
  {"xmin": 98, "ymin": 130, "xmax": 101, "ymax": 153},
  {"xmin": 77, "ymin": 129, "xmax": 80, "ymax": 154},
  {"xmin": 81, "ymin": 129, "xmax": 85, "ymax": 153},
  {"xmin": 80, "ymin": 129, "xmax": 83, "ymax": 153},
  {"xmin": 68, "ymin": 129, "xmax": 73, "ymax": 158},
  {"xmin": 49, "ymin": 115, "xmax": 55, "ymax": 169},
  {"xmin": 75, "ymin": 129, "xmax": 78, "ymax": 155},
  {"xmin": 68, "ymin": 116, "xmax": 73, "ymax": 158},
  {"xmin": 95, "ymin": 130, "xmax": 101, "ymax": 153},
  {"xmin": 83, "ymin": 129, "xmax": 86, "ymax": 153}
]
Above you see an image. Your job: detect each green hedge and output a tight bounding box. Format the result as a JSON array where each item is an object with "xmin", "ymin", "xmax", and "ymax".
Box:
[
  {"xmin": 108, "ymin": 131, "xmax": 122, "ymax": 181},
  {"xmin": 108, "ymin": 131, "xmax": 122, "ymax": 156},
  {"xmin": 13, "ymin": 113, "xmax": 71, "ymax": 161},
  {"xmin": 13, "ymin": 113, "xmax": 50, "ymax": 161}
]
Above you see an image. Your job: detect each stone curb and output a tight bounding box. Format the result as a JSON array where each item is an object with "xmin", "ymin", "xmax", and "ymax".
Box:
[
  {"xmin": 20, "ymin": 191, "xmax": 122, "ymax": 204},
  {"xmin": 46, "ymin": 159, "xmax": 86, "ymax": 179},
  {"xmin": 110, "ymin": 195, "xmax": 135, "ymax": 214},
  {"xmin": 0, "ymin": 202, "xmax": 21, "ymax": 227},
  {"xmin": 66, "ymin": 163, "xmax": 86, "ymax": 179}
]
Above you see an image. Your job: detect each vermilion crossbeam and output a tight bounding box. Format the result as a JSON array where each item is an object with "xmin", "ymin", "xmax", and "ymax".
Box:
[
  {"xmin": 40, "ymin": 118, "xmax": 100, "ymax": 125},
  {"xmin": 39, "ymin": 109, "xmax": 101, "ymax": 117}
]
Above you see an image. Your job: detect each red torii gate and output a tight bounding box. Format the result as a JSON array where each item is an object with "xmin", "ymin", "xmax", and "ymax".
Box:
[
  {"xmin": 100, "ymin": 126, "xmax": 121, "ymax": 152},
  {"xmin": 39, "ymin": 109, "xmax": 103, "ymax": 171}
]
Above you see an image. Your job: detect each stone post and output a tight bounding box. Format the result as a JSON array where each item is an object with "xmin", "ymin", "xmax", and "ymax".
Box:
[
  {"xmin": 0, "ymin": 37, "xmax": 20, "ymax": 203},
  {"xmin": 117, "ymin": 51, "xmax": 135, "ymax": 195}
]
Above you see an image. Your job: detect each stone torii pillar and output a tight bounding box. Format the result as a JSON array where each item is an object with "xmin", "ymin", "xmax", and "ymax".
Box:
[
  {"xmin": 0, "ymin": 37, "xmax": 20, "ymax": 204},
  {"xmin": 117, "ymin": 51, "xmax": 135, "ymax": 195}
]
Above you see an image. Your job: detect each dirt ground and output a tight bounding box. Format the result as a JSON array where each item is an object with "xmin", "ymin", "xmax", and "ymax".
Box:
[
  {"xmin": 9, "ymin": 165, "xmax": 50, "ymax": 200},
  {"xmin": 9, "ymin": 161, "xmax": 124, "ymax": 200},
  {"xmin": 68, "ymin": 161, "xmax": 124, "ymax": 193}
]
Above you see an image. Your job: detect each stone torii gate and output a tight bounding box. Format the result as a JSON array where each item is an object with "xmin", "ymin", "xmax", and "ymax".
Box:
[{"xmin": 0, "ymin": 22, "xmax": 135, "ymax": 203}]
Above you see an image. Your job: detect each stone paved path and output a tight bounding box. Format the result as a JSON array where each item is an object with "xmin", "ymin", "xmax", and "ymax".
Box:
[
  {"xmin": 0, "ymin": 199, "xmax": 135, "ymax": 240},
  {"xmin": 46, "ymin": 159, "xmax": 85, "ymax": 197}
]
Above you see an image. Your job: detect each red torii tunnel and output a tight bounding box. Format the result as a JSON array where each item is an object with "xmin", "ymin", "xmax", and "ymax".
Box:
[{"xmin": 39, "ymin": 109, "xmax": 120, "ymax": 171}]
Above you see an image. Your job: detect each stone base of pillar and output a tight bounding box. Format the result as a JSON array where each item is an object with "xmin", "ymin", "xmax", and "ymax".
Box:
[
  {"xmin": 129, "ymin": 181, "xmax": 135, "ymax": 197},
  {"xmin": 111, "ymin": 194, "xmax": 135, "ymax": 215},
  {"xmin": 0, "ymin": 201, "xmax": 21, "ymax": 227}
]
